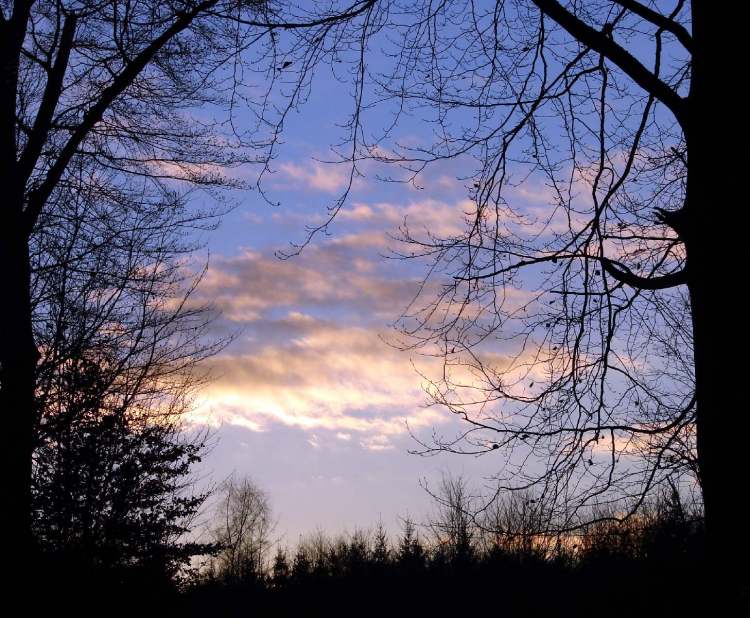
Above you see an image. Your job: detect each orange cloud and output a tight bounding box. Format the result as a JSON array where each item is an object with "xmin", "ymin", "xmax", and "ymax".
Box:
[{"xmin": 187, "ymin": 316, "xmax": 445, "ymax": 444}]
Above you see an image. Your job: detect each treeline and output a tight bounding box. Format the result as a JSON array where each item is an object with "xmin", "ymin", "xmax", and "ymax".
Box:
[
  {"xmin": 29, "ymin": 458, "xmax": 710, "ymax": 617},
  {"xmin": 184, "ymin": 486, "xmax": 707, "ymax": 617}
]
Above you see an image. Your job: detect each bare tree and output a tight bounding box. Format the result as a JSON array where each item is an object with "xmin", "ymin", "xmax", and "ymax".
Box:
[
  {"xmin": 427, "ymin": 474, "xmax": 477, "ymax": 566},
  {"xmin": 1, "ymin": 0, "xmax": 738, "ymax": 597},
  {"xmin": 325, "ymin": 0, "xmax": 735, "ymax": 570},
  {"xmin": 0, "ymin": 0, "xmax": 379, "ymax": 560},
  {"xmin": 30, "ymin": 169, "xmax": 220, "ymax": 579},
  {"xmin": 478, "ymin": 490, "xmax": 557, "ymax": 559},
  {"xmin": 211, "ymin": 475, "xmax": 275, "ymax": 582}
]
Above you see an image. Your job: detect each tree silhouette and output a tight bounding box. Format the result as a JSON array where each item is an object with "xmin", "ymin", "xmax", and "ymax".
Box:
[
  {"xmin": 371, "ymin": 520, "xmax": 390, "ymax": 568},
  {"xmin": 428, "ymin": 474, "xmax": 476, "ymax": 568},
  {"xmin": 184, "ymin": 500, "xmax": 709, "ymax": 617},
  {"xmin": 33, "ymin": 380, "xmax": 212, "ymax": 584},
  {"xmin": 30, "ymin": 183, "xmax": 218, "ymax": 584},
  {"xmin": 271, "ymin": 547, "xmax": 291, "ymax": 586},
  {"xmin": 330, "ymin": 0, "xmax": 737, "ymax": 581},
  {"xmin": 396, "ymin": 516, "xmax": 425, "ymax": 575},
  {"xmin": 0, "ymin": 0, "xmax": 378, "ymax": 566},
  {"xmin": 210, "ymin": 475, "xmax": 275, "ymax": 583},
  {"xmin": 2, "ymin": 1, "xmax": 739, "ymax": 606}
]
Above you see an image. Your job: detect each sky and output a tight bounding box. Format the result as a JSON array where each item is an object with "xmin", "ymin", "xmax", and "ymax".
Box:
[
  {"xmin": 176, "ymin": 8, "xmax": 683, "ymax": 545},
  {"xmin": 179, "ymin": 61, "xmax": 532, "ymax": 544}
]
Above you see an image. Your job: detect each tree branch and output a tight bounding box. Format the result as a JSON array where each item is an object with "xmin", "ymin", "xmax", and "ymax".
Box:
[
  {"xmin": 612, "ymin": 0, "xmax": 692, "ymax": 52},
  {"xmin": 23, "ymin": 1, "xmax": 219, "ymax": 234},
  {"xmin": 17, "ymin": 14, "xmax": 77, "ymax": 187},
  {"xmin": 206, "ymin": 0, "xmax": 376, "ymax": 31},
  {"xmin": 0, "ymin": 0, "xmax": 35, "ymax": 199},
  {"xmin": 601, "ymin": 257, "xmax": 687, "ymax": 290},
  {"xmin": 531, "ymin": 0, "xmax": 686, "ymax": 124}
]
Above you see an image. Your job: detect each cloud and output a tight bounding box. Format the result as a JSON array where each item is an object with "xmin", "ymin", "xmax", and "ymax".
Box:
[
  {"xmin": 338, "ymin": 199, "xmax": 469, "ymax": 238},
  {"xmin": 197, "ymin": 241, "xmax": 422, "ymax": 323},
  {"xmin": 360, "ymin": 434, "xmax": 395, "ymax": 451},
  {"xmin": 188, "ymin": 191, "xmax": 532, "ymax": 449},
  {"xmin": 188, "ymin": 315, "xmax": 445, "ymax": 441},
  {"xmin": 277, "ymin": 161, "xmax": 351, "ymax": 193}
]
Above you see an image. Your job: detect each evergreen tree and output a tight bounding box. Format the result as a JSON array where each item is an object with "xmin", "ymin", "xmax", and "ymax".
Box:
[
  {"xmin": 372, "ymin": 521, "xmax": 390, "ymax": 568},
  {"xmin": 271, "ymin": 548, "xmax": 290, "ymax": 587},
  {"xmin": 32, "ymin": 358, "xmax": 212, "ymax": 582}
]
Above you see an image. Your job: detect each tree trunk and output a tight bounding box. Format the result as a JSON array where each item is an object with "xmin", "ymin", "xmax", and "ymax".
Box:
[
  {"xmin": 0, "ymin": 219, "xmax": 37, "ymax": 557},
  {"xmin": 688, "ymin": 1, "xmax": 746, "ymax": 607},
  {"xmin": 1, "ymin": 11, "xmax": 38, "ymax": 580}
]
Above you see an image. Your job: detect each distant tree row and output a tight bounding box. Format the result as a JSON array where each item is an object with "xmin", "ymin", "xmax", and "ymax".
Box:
[{"xmin": 184, "ymin": 475, "xmax": 707, "ymax": 617}]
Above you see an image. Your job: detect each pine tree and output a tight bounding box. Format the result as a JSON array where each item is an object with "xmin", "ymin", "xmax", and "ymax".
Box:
[
  {"xmin": 271, "ymin": 548, "xmax": 290, "ymax": 587},
  {"xmin": 32, "ymin": 359, "xmax": 212, "ymax": 583}
]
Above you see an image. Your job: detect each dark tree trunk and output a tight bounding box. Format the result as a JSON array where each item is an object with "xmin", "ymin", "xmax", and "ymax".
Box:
[
  {"xmin": 0, "ymin": 217, "xmax": 37, "ymax": 555},
  {"xmin": 688, "ymin": 1, "xmax": 745, "ymax": 607},
  {"xmin": 1, "ymin": 12, "xmax": 37, "ymax": 566}
]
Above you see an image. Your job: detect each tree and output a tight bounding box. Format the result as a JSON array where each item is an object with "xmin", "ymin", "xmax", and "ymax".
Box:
[
  {"xmin": 210, "ymin": 475, "xmax": 275, "ymax": 583},
  {"xmin": 30, "ymin": 179, "xmax": 219, "ymax": 583},
  {"xmin": 333, "ymin": 0, "xmax": 737, "ymax": 574},
  {"xmin": 33, "ymin": 390, "xmax": 212, "ymax": 583},
  {"xmin": 478, "ymin": 489, "xmax": 554, "ymax": 559},
  {"xmin": 396, "ymin": 516, "xmax": 425, "ymax": 574},
  {"xmin": 271, "ymin": 547, "xmax": 290, "ymax": 586},
  {"xmin": 427, "ymin": 474, "xmax": 476, "ymax": 568},
  {"xmin": 371, "ymin": 520, "xmax": 390, "ymax": 567},
  {"xmin": 0, "ymin": 0, "xmax": 378, "ymax": 562}
]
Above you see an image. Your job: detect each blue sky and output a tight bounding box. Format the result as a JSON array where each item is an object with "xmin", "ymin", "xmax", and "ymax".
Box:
[
  {"xmin": 183, "ymin": 71, "xmax": 611, "ymax": 543},
  {"xmin": 177, "ymin": 3, "xmax": 689, "ymax": 543},
  {"xmin": 180, "ymin": 63, "xmax": 528, "ymax": 542}
]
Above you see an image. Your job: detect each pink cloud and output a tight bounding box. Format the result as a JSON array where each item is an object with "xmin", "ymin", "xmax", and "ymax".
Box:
[
  {"xmin": 188, "ymin": 317, "xmax": 445, "ymax": 439},
  {"xmin": 195, "ymin": 244, "xmax": 423, "ymax": 322}
]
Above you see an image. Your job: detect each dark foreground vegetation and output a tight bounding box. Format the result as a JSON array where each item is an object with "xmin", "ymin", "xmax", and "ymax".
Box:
[
  {"xmin": 187, "ymin": 497, "xmax": 708, "ymax": 617},
  {"xmin": 31, "ymin": 490, "xmax": 713, "ymax": 618}
]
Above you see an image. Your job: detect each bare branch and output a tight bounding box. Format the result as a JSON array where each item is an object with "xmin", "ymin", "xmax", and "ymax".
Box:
[{"xmin": 531, "ymin": 0, "xmax": 686, "ymax": 123}]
